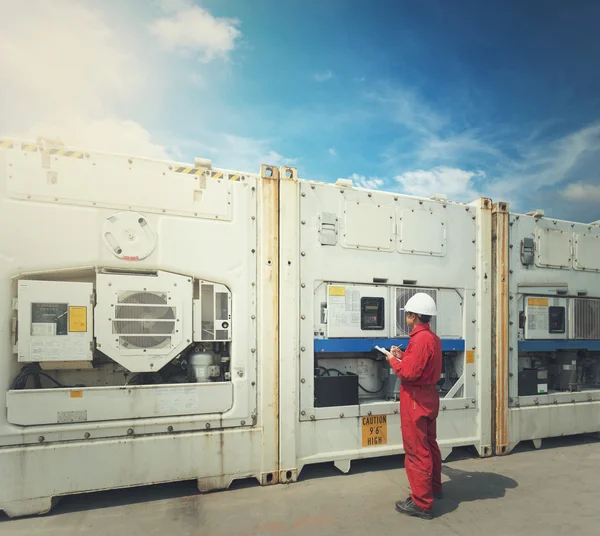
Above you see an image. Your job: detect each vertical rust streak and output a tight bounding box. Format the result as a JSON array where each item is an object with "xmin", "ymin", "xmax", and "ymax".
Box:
[{"xmin": 493, "ymin": 203, "xmax": 509, "ymax": 454}]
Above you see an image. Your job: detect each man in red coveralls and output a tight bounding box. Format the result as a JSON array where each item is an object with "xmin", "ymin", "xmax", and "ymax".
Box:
[{"xmin": 386, "ymin": 293, "xmax": 442, "ymax": 520}]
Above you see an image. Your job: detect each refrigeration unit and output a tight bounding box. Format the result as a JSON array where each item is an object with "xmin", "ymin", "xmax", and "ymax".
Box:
[{"xmin": 494, "ymin": 205, "xmax": 600, "ymax": 454}]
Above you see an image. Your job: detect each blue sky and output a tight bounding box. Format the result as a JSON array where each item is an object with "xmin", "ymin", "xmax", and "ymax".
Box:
[{"xmin": 2, "ymin": 0, "xmax": 600, "ymax": 221}]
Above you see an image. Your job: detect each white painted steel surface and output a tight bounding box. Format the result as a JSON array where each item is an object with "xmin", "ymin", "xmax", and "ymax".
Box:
[
  {"xmin": 0, "ymin": 141, "xmax": 279, "ymax": 517},
  {"xmin": 498, "ymin": 211, "xmax": 600, "ymax": 453},
  {"xmin": 279, "ymin": 178, "xmax": 493, "ymax": 480}
]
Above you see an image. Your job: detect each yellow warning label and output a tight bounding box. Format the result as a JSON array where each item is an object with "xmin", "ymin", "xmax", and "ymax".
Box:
[
  {"xmin": 329, "ymin": 286, "xmax": 346, "ymax": 296},
  {"xmin": 212, "ymin": 172, "xmax": 223, "ymax": 179},
  {"xmin": 362, "ymin": 415, "xmax": 388, "ymax": 447},
  {"xmin": 70, "ymin": 390, "xmax": 83, "ymax": 399},
  {"xmin": 528, "ymin": 297, "xmax": 549, "ymax": 306},
  {"xmin": 68, "ymin": 306, "xmax": 87, "ymax": 332},
  {"xmin": 466, "ymin": 350, "xmax": 475, "ymax": 364},
  {"xmin": 0, "ymin": 140, "xmax": 14, "ymax": 149},
  {"xmin": 21, "ymin": 143, "xmax": 38, "ymax": 152},
  {"xmin": 229, "ymin": 174, "xmax": 241, "ymax": 181}
]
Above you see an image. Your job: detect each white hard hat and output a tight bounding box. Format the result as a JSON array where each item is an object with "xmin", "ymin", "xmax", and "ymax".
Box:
[{"xmin": 404, "ymin": 293, "xmax": 437, "ymax": 316}]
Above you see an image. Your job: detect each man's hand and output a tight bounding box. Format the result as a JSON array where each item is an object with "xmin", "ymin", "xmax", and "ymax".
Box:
[{"xmin": 390, "ymin": 346, "xmax": 403, "ymax": 360}]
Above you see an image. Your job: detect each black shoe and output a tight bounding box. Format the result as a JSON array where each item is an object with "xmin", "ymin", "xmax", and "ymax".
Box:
[
  {"xmin": 395, "ymin": 498, "xmax": 433, "ymax": 520},
  {"xmin": 434, "ymin": 492, "xmax": 444, "ymax": 500}
]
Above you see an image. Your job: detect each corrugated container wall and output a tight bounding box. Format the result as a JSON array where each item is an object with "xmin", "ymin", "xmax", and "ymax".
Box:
[
  {"xmin": 493, "ymin": 204, "xmax": 600, "ymax": 454},
  {"xmin": 0, "ymin": 140, "xmax": 279, "ymax": 517},
  {"xmin": 278, "ymin": 175, "xmax": 493, "ymax": 481}
]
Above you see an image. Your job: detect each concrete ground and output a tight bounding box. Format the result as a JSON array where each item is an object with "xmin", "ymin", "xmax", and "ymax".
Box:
[{"xmin": 1, "ymin": 435, "xmax": 600, "ymax": 536}]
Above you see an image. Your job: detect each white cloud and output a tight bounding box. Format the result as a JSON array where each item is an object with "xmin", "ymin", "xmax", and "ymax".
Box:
[
  {"xmin": 395, "ymin": 167, "xmax": 484, "ymax": 201},
  {"xmin": 0, "ymin": 1, "xmax": 141, "ymax": 121},
  {"xmin": 314, "ymin": 71, "xmax": 333, "ymax": 82},
  {"xmin": 368, "ymin": 86, "xmax": 446, "ymax": 136},
  {"xmin": 187, "ymin": 133, "xmax": 296, "ymax": 172},
  {"xmin": 349, "ymin": 173, "xmax": 385, "ymax": 190},
  {"xmin": 28, "ymin": 118, "xmax": 170, "ymax": 159},
  {"xmin": 0, "ymin": 0, "xmax": 168, "ymax": 159},
  {"xmin": 150, "ymin": 2, "xmax": 241, "ymax": 62},
  {"xmin": 418, "ymin": 131, "xmax": 505, "ymax": 163},
  {"xmin": 486, "ymin": 123, "xmax": 600, "ymax": 206},
  {"xmin": 328, "ymin": 147, "xmax": 338, "ymax": 157},
  {"xmin": 561, "ymin": 182, "xmax": 600, "ymax": 203}
]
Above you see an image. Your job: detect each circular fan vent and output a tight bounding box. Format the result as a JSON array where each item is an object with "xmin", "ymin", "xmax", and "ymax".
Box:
[{"xmin": 113, "ymin": 291, "xmax": 176, "ymax": 349}]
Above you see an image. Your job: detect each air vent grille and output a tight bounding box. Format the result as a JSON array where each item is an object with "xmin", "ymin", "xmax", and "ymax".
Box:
[
  {"xmin": 113, "ymin": 291, "xmax": 175, "ymax": 349},
  {"xmin": 571, "ymin": 298, "xmax": 600, "ymax": 339},
  {"xmin": 396, "ymin": 288, "xmax": 437, "ymax": 337}
]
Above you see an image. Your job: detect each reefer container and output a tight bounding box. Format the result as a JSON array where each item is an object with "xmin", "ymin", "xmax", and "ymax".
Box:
[
  {"xmin": 278, "ymin": 174, "xmax": 493, "ymax": 482},
  {"xmin": 0, "ymin": 139, "xmax": 280, "ymax": 517}
]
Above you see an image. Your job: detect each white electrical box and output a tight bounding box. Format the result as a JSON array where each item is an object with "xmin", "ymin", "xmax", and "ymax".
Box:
[
  {"xmin": 193, "ymin": 282, "xmax": 232, "ymax": 342},
  {"xmin": 524, "ymin": 296, "xmax": 568, "ymax": 340},
  {"xmin": 326, "ymin": 284, "xmax": 389, "ymax": 338},
  {"xmin": 17, "ymin": 280, "xmax": 94, "ymax": 363}
]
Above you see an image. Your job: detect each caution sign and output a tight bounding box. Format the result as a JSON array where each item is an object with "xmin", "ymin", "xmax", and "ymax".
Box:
[
  {"xmin": 68, "ymin": 306, "xmax": 87, "ymax": 332},
  {"xmin": 362, "ymin": 415, "xmax": 388, "ymax": 447}
]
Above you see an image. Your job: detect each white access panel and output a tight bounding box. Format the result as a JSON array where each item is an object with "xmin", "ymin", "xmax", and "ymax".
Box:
[
  {"xmin": 535, "ymin": 227, "xmax": 572, "ymax": 269},
  {"xmin": 341, "ymin": 201, "xmax": 394, "ymax": 251},
  {"xmin": 17, "ymin": 280, "xmax": 93, "ymax": 363},
  {"xmin": 6, "ymin": 146, "xmax": 233, "ymax": 220},
  {"xmin": 574, "ymin": 233, "xmax": 600, "ymax": 272},
  {"xmin": 7, "ymin": 383, "xmax": 234, "ymax": 425},
  {"xmin": 326, "ymin": 284, "xmax": 389, "ymax": 338},
  {"xmin": 398, "ymin": 209, "xmax": 446, "ymax": 256}
]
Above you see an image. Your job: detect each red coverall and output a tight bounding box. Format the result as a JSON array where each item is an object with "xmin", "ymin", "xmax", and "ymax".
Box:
[{"xmin": 389, "ymin": 323, "xmax": 443, "ymax": 512}]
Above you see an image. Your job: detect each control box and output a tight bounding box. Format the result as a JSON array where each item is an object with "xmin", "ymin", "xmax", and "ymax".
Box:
[
  {"xmin": 523, "ymin": 296, "xmax": 567, "ymax": 340},
  {"xmin": 326, "ymin": 284, "xmax": 388, "ymax": 338},
  {"xmin": 17, "ymin": 280, "xmax": 94, "ymax": 363}
]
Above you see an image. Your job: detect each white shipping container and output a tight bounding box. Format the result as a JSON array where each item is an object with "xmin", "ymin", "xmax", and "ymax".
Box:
[
  {"xmin": 0, "ymin": 140, "xmax": 280, "ymax": 517},
  {"xmin": 493, "ymin": 204, "xmax": 600, "ymax": 454},
  {"xmin": 278, "ymin": 175, "xmax": 493, "ymax": 482}
]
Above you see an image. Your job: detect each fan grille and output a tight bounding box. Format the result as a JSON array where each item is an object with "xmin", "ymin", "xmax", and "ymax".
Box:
[
  {"xmin": 113, "ymin": 291, "xmax": 176, "ymax": 349},
  {"xmin": 396, "ymin": 288, "xmax": 437, "ymax": 336},
  {"xmin": 572, "ymin": 298, "xmax": 600, "ymax": 339}
]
